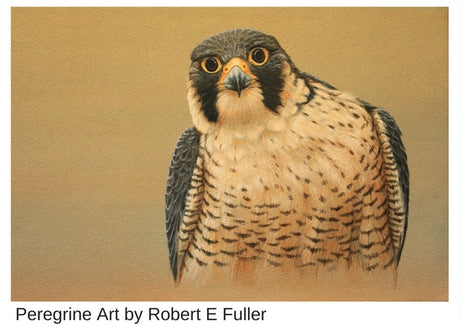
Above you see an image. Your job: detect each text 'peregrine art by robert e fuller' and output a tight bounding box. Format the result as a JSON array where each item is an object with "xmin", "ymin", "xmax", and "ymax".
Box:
[{"xmin": 165, "ymin": 29, "xmax": 409, "ymax": 286}]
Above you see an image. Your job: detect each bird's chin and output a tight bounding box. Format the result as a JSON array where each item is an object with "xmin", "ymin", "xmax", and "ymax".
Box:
[
  {"xmin": 217, "ymin": 86, "xmax": 263, "ymax": 111},
  {"xmin": 211, "ymin": 91, "xmax": 277, "ymax": 142},
  {"xmin": 216, "ymin": 88, "xmax": 269, "ymax": 120}
]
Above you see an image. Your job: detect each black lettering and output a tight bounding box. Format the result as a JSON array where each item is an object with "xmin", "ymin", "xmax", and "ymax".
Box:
[
  {"xmin": 207, "ymin": 307, "xmax": 217, "ymax": 321},
  {"xmin": 222, "ymin": 307, "xmax": 267, "ymax": 321},
  {"xmin": 148, "ymin": 307, "xmax": 201, "ymax": 321},
  {"xmin": 16, "ymin": 308, "xmax": 26, "ymax": 320},
  {"xmin": 16, "ymin": 307, "xmax": 92, "ymax": 324},
  {"xmin": 223, "ymin": 307, "xmax": 233, "ymax": 321},
  {"xmin": 97, "ymin": 308, "xmax": 119, "ymax": 321},
  {"xmin": 149, "ymin": 308, "xmax": 160, "ymax": 320},
  {"xmin": 124, "ymin": 307, "xmax": 143, "ymax": 324}
]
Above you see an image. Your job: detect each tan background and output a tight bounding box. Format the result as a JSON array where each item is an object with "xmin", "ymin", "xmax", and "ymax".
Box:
[{"xmin": 11, "ymin": 7, "xmax": 448, "ymax": 301}]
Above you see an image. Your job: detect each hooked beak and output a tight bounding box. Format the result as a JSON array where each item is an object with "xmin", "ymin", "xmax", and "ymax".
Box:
[
  {"xmin": 222, "ymin": 66, "xmax": 252, "ymax": 97},
  {"xmin": 220, "ymin": 58, "xmax": 255, "ymax": 97}
]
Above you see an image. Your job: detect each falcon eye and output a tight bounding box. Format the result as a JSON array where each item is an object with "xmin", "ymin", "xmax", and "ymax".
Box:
[
  {"xmin": 249, "ymin": 47, "xmax": 269, "ymax": 66},
  {"xmin": 201, "ymin": 57, "xmax": 222, "ymax": 74}
]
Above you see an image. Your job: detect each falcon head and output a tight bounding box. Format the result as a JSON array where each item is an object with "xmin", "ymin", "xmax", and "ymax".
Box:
[{"xmin": 187, "ymin": 29, "xmax": 299, "ymax": 137}]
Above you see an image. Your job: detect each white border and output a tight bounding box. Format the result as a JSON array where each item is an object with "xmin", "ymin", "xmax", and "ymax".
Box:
[{"xmin": 3, "ymin": 1, "xmax": 459, "ymax": 325}]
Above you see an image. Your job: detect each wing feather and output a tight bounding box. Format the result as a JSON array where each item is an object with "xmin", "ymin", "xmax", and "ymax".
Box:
[
  {"xmin": 165, "ymin": 126, "xmax": 201, "ymax": 280},
  {"xmin": 365, "ymin": 104, "xmax": 409, "ymax": 265}
]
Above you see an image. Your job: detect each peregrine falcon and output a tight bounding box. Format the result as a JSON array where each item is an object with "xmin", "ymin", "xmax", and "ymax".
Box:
[{"xmin": 165, "ymin": 28, "xmax": 408, "ymax": 285}]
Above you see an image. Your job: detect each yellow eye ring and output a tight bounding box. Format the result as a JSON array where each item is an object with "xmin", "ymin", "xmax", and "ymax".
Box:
[
  {"xmin": 201, "ymin": 57, "xmax": 222, "ymax": 74},
  {"xmin": 249, "ymin": 47, "xmax": 269, "ymax": 66}
]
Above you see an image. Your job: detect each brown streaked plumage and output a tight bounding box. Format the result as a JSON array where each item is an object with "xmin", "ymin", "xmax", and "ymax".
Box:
[{"xmin": 165, "ymin": 28, "xmax": 408, "ymax": 286}]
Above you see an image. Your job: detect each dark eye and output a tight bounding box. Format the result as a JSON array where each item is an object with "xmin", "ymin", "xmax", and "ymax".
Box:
[
  {"xmin": 249, "ymin": 47, "xmax": 269, "ymax": 66},
  {"xmin": 201, "ymin": 57, "xmax": 222, "ymax": 74}
]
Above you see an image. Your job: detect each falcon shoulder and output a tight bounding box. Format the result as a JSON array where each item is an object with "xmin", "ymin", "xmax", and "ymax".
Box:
[
  {"xmin": 165, "ymin": 126, "xmax": 201, "ymax": 280},
  {"xmin": 364, "ymin": 103, "xmax": 409, "ymax": 265}
]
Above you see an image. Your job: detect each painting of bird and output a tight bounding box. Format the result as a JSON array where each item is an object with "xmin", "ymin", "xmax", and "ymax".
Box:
[{"xmin": 165, "ymin": 28, "xmax": 409, "ymax": 286}]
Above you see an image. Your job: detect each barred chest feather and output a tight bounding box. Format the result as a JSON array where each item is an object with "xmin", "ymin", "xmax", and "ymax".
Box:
[{"xmin": 178, "ymin": 81, "xmax": 395, "ymax": 285}]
